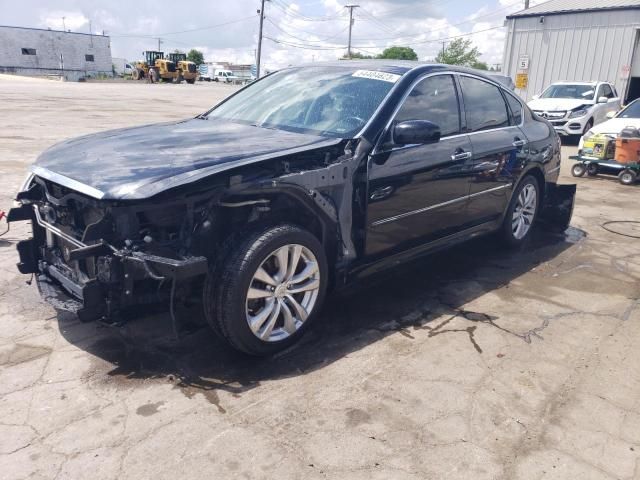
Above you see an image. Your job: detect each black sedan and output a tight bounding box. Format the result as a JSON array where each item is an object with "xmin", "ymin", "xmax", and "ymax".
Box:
[{"xmin": 9, "ymin": 61, "xmax": 575, "ymax": 355}]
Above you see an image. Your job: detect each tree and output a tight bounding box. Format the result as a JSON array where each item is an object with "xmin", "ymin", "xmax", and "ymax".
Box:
[
  {"xmin": 378, "ymin": 46, "xmax": 418, "ymax": 61},
  {"xmin": 471, "ymin": 60, "xmax": 488, "ymax": 70},
  {"xmin": 435, "ymin": 38, "xmax": 482, "ymax": 67},
  {"xmin": 187, "ymin": 49, "xmax": 204, "ymax": 65},
  {"xmin": 340, "ymin": 52, "xmax": 374, "ymax": 60}
]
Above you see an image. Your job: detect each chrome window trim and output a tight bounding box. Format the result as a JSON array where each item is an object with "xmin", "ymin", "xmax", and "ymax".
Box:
[
  {"xmin": 456, "ymin": 72, "xmax": 520, "ymax": 130},
  {"xmin": 372, "ymin": 71, "xmax": 522, "ymax": 155},
  {"xmin": 370, "ymin": 183, "xmax": 512, "ymax": 227},
  {"xmin": 371, "ymin": 71, "xmax": 464, "ymax": 155}
]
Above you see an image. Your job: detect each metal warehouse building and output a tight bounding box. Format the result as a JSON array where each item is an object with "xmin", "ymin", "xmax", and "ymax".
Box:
[
  {"xmin": 502, "ymin": 0, "xmax": 640, "ymax": 102},
  {"xmin": 0, "ymin": 25, "xmax": 113, "ymax": 81}
]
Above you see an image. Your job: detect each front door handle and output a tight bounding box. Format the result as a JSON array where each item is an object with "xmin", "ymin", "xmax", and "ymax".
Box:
[
  {"xmin": 451, "ymin": 150, "xmax": 472, "ymax": 161},
  {"xmin": 370, "ymin": 185, "xmax": 394, "ymax": 201},
  {"xmin": 513, "ymin": 138, "xmax": 527, "ymax": 148}
]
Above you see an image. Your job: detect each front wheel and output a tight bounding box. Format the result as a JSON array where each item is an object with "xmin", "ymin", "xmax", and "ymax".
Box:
[
  {"xmin": 501, "ymin": 175, "xmax": 540, "ymax": 246},
  {"xmin": 204, "ymin": 224, "xmax": 328, "ymax": 356},
  {"xmin": 572, "ymin": 163, "xmax": 587, "ymax": 177}
]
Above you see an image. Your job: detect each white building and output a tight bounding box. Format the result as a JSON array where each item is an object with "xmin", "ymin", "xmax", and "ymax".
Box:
[
  {"xmin": 0, "ymin": 25, "xmax": 113, "ymax": 81},
  {"xmin": 502, "ymin": 0, "xmax": 640, "ymax": 102}
]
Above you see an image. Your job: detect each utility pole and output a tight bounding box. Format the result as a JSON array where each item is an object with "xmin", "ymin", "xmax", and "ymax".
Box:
[
  {"xmin": 256, "ymin": 0, "xmax": 266, "ymax": 78},
  {"xmin": 345, "ymin": 5, "xmax": 359, "ymax": 59},
  {"xmin": 62, "ymin": 16, "xmax": 66, "ymax": 31},
  {"xmin": 441, "ymin": 41, "xmax": 446, "ymax": 56},
  {"xmin": 157, "ymin": 38, "xmax": 163, "ymax": 52},
  {"xmin": 524, "ymin": 0, "xmax": 530, "ymax": 8}
]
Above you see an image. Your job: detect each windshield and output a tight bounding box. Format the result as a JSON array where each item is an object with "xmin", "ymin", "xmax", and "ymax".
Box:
[
  {"xmin": 540, "ymin": 84, "xmax": 595, "ymax": 100},
  {"xmin": 618, "ymin": 100, "xmax": 640, "ymax": 118},
  {"xmin": 207, "ymin": 66, "xmax": 398, "ymax": 137}
]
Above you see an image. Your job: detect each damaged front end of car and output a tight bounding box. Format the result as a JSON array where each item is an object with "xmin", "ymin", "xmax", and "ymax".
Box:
[
  {"xmin": 8, "ymin": 136, "xmax": 365, "ymax": 324},
  {"xmin": 8, "ymin": 176, "xmax": 211, "ymax": 322}
]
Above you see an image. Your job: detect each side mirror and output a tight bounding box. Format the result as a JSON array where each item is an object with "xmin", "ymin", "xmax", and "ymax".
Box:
[
  {"xmin": 606, "ymin": 110, "xmax": 617, "ymax": 119},
  {"xmin": 393, "ymin": 120, "xmax": 441, "ymax": 145},
  {"xmin": 598, "ymin": 96, "xmax": 608, "ymax": 103},
  {"xmin": 532, "ymin": 94, "xmax": 540, "ymax": 100}
]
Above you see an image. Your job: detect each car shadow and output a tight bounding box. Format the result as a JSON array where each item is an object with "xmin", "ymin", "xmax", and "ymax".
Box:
[{"xmin": 53, "ymin": 226, "xmax": 585, "ymax": 405}]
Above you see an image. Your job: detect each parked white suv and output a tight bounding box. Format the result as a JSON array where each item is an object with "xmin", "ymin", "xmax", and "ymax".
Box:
[{"xmin": 528, "ymin": 81, "xmax": 621, "ymax": 137}]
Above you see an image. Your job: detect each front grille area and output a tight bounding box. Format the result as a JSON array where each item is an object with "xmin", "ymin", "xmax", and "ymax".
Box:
[{"xmin": 533, "ymin": 110, "xmax": 567, "ymax": 120}]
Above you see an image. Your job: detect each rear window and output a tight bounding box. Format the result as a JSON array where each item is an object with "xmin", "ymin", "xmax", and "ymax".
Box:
[
  {"xmin": 505, "ymin": 92, "xmax": 523, "ymax": 125},
  {"xmin": 459, "ymin": 76, "xmax": 509, "ymax": 132}
]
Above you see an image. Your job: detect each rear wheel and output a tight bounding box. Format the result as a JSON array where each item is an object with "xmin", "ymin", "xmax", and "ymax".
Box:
[
  {"xmin": 501, "ymin": 175, "xmax": 540, "ymax": 246},
  {"xmin": 204, "ymin": 224, "xmax": 328, "ymax": 356},
  {"xmin": 186, "ymin": 78, "xmax": 196, "ymax": 84},
  {"xmin": 587, "ymin": 163, "xmax": 599, "ymax": 176},
  {"xmin": 131, "ymin": 68, "xmax": 142, "ymax": 80},
  {"xmin": 174, "ymin": 74, "xmax": 183, "ymax": 84},
  {"xmin": 619, "ymin": 169, "xmax": 637, "ymax": 185},
  {"xmin": 150, "ymin": 69, "xmax": 159, "ymax": 83}
]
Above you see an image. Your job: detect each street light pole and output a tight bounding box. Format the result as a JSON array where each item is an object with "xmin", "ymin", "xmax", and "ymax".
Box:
[
  {"xmin": 256, "ymin": 0, "xmax": 266, "ymax": 78},
  {"xmin": 345, "ymin": 5, "xmax": 359, "ymax": 59}
]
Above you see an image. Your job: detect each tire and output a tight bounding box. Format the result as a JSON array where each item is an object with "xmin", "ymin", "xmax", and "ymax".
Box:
[
  {"xmin": 501, "ymin": 175, "xmax": 540, "ymax": 247},
  {"xmin": 150, "ymin": 69, "xmax": 159, "ymax": 83},
  {"xmin": 583, "ymin": 118, "xmax": 593, "ymax": 136},
  {"xmin": 186, "ymin": 78, "xmax": 196, "ymax": 84},
  {"xmin": 586, "ymin": 163, "xmax": 598, "ymax": 176},
  {"xmin": 174, "ymin": 74, "xmax": 183, "ymax": 84},
  {"xmin": 571, "ymin": 163, "xmax": 587, "ymax": 177},
  {"xmin": 204, "ymin": 224, "xmax": 328, "ymax": 356},
  {"xmin": 619, "ymin": 169, "xmax": 637, "ymax": 185},
  {"xmin": 131, "ymin": 68, "xmax": 141, "ymax": 80}
]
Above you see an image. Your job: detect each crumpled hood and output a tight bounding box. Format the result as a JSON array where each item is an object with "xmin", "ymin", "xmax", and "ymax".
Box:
[
  {"xmin": 32, "ymin": 118, "xmax": 342, "ymax": 200},
  {"xmin": 527, "ymin": 98, "xmax": 593, "ymax": 112}
]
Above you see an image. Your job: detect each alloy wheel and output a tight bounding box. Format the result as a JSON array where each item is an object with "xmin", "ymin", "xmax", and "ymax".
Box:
[
  {"xmin": 245, "ymin": 244, "xmax": 321, "ymax": 342},
  {"xmin": 511, "ymin": 184, "xmax": 537, "ymax": 240}
]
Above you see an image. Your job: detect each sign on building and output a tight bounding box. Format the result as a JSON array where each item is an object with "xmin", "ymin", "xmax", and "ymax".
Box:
[
  {"xmin": 515, "ymin": 73, "xmax": 528, "ymax": 89},
  {"xmin": 518, "ymin": 54, "xmax": 529, "ymax": 70}
]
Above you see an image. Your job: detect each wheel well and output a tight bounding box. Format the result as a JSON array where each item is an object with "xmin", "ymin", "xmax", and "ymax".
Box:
[
  {"xmin": 211, "ymin": 192, "xmax": 338, "ymax": 261},
  {"xmin": 526, "ymin": 167, "xmax": 546, "ymax": 202}
]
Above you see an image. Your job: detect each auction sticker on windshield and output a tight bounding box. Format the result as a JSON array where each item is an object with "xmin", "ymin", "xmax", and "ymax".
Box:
[{"xmin": 352, "ymin": 70, "xmax": 401, "ymax": 83}]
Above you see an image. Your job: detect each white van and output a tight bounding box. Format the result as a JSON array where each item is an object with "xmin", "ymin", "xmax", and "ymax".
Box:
[{"xmin": 213, "ymin": 69, "xmax": 237, "ymax": 83}]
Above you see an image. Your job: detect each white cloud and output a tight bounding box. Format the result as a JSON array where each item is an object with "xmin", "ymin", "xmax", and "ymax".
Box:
[
  {"xmin": 39, "ymin": 11, "xmax": 88, "ymax": 31},
  {"xmin": 9, "ymin": 0, "xmax": 530, "ymax": 71}
]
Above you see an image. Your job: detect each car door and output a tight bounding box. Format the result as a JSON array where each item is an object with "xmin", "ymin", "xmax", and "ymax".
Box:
[
  {"xmin": 458, "ymin": 74, "xmax": 525, "ymax": 225},
  {"xmin": 601, "ymin": 83, "xmax": 621, "ymax": 117},
  {"xmin": 366, "ymin": 73, "xmax": 474, "ymax": 257}
]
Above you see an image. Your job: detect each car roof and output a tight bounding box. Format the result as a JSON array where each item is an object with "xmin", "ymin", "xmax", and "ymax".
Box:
[{"xmin": 290, "ymin": 60, "xmax": 502, "ymax": 83}]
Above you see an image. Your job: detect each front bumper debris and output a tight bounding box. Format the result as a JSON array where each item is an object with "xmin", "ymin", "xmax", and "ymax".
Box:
[{"xmin": 9, "ymin": 203, "xmax": 208, "ymax": 322}]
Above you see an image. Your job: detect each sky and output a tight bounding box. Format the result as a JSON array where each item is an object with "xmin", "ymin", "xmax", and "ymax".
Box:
[{"xmin": 0, "ymin": 0, "xmax": 546, "ymax": 69}]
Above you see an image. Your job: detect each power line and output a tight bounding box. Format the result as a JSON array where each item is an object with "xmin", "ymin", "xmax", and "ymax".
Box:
[
  {"xmin": 271, "ymin": 0, "xmax": 345, "ymax": 21},
  {"xmin": 110, "ymin": 15, "xmax": 255, "ymax": 39},
  {"xmin": 264, "ymin": 36, "xmax": 346, "ymax": 50},
  {"xmin": 265, "ymin": 24, "xmax": 505, "ymax": 52},
  {"xmin": 352, "ymin": 0, "xmax": 521, "ymax": 42},
  {"xmin": 265, "ymin": 17, "xmax": 349, "ymax": 44}
]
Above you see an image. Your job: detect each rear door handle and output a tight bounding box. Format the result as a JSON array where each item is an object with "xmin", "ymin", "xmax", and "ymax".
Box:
[
  {"xmin": 513, "ymin": 139, "xmax": 527, "ymax": 148},
  {"xmin": 451, "ymin": 151, "xmax": 472, "ymax": 161}
]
